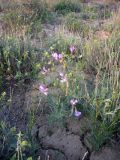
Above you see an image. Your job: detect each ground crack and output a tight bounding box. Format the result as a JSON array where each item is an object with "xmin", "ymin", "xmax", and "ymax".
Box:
[
  {"xmin": 40, "ymin": 143, "xmax": 68, "ymax": 160},
  {"xmin": 65, "ymin": 122, "xmax": 91, "ymax": 160},
  {"xmin": 80, "ymin": 132, "xmax": 91, "ymax": 160}
]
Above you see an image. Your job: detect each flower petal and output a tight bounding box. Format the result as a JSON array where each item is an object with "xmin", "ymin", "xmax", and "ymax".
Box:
[{"xmin": 74, "ymin": 110, "xmax": 81, "ymax": 117}]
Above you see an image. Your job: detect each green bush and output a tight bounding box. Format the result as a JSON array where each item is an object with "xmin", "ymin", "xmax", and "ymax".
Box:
[
  {"xmin": 54, "ymin": 0, "xmax": 81, "ymax": 15},
  {"xmin": 0, "ymin": 122, "xmax": 17, "ymax": 159},
  {"xmin": 0, "ymin": 122, "xmax": 37, "ymax": 160},
  {"xmin": 30, "ymin": 0, "xmax": 54, "ymax": 23},
  {"xmin": 0, "ymin": 37, "xmax": 37, "ymax": 83}
]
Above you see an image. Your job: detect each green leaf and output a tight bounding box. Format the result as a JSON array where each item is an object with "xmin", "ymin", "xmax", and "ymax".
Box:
[{"xmin": 27, "ymin": 157, "xmax": 33, "ymax": 160}]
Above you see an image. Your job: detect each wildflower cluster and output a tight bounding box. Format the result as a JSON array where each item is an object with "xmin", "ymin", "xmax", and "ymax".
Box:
[
  {"xmin": 59, "ymin": 72, "xmax": 67, "ymax": 83},
  {"xmin": 39, "ymin": 46, "xmax": 82, "ymax": 117},
  {"xmin": 52, "ymin": 52, "xmax": 63, "ymax": 61}
]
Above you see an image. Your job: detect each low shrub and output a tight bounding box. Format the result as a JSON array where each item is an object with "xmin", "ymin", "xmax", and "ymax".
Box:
[
  {"xmin": 0, "ymin": 37, "xmax": 37, "ymax": 85},
  {"xmin": 54, "ymin": 0, "xmax": 81, "ymax": 15}
]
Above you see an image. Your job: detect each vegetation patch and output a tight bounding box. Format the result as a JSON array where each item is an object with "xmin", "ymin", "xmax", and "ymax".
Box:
[{"xmin": 54, "ymin": 0, "xmax": 81, "ymax": 15}]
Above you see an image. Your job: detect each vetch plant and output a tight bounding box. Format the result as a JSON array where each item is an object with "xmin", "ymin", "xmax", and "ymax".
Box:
[
  {"xmin": 41, "ymin": 66, "xmax": 49, "ymax": 75},
  {"xmin": 69, "ymin": 45, "xmax": 76, "ymax": 54},
  {"xmin": 59, "ymin": 72, "xmax": 67, "ymax": 83},
  {"xmin": 39, "ymin": 84, "xmax": 48, "ymax": 96},
  {"xmin": 52, "ymin": 52, "xmax": 63, "ymax": 61},
  {"xmin": 70, "ymin": 99, "xmax": 81, "ymax": 117},
  {"xmin": 38, "ymin": 84, "xmax": 49, "ymax": 114},
  {"xmin": 70, "ymin": 99, "xmax": 78, "ymax": 106},
  {"xmin": 59, "ymin": 72, "xmax": 69, "ymax": 96},
  {"xmin": 74, "ymin": 109, "xmax": 82, "ymax": 117}
]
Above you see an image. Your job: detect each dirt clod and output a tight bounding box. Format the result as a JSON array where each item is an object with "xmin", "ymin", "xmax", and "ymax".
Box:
[{"xmin": 41, "ymin": 129, "xmax": 87, "ymax": 160}]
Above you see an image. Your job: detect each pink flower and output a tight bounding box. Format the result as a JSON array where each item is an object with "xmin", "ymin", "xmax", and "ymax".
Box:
[
  {"xmin": 74, "ymin": 110, "xmax": 81, "ymax": 117},
  {"xmin": 58, "ymin": 54, "xmax": 63, "ymax": 59},
  {"xmin": 70, "ymin": 99, "xmax": 78, "ymax": 106},
  {"xmin": 70, "ymin": 46, "xmax": 75, "ymax": 53},
  {"xmin": 52, "ymin": 52, "xmax": 58, "ymax": 60},
  {"xmin": 59, "ymin": 72, "xmax": 67, "ymax": 83},
  {"xmin": 52, "ymin": 52, "xmax": 63, "ymax": 61},
  {"xmin": 41, "ymin": 67, "xmax": 49, "ymax": 75},
  {"xmin": 39, "ymin": 84, "xmax": 48, "ymax": 95},
  {"xmin": 59, "ymin": 72, "xmax": 64, "ymax": 77},
  {"xmin": 60, "ymin": 77, "xmax": 67, "ymax": 83}
]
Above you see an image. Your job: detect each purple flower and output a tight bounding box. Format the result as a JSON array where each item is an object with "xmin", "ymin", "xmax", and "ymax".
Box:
[
  {"xmin": 52, "ymin": 52, "xmax": 58, "ymax": 60},
  {"xmin": 58, "ymin": 54, "xmax": 63, "ymax": 59},
  {"xmin": 59, "ymin": 72, "xmax": 64, "ymax": 77},
  {"xmin": 70, "ymin": 99, "xmax": 78, "ymax": 106},
  {"xmin": 60, "ymin": 77, "xmax": 67, "ymax": 83},
  {"xmin": 39, "ymin": 84, "xmax": 48, "ymax": 95},
  {"xmin": 70, "ymin": 46, "xmax": 75, "ymax": 53},
  {"xmin": 52, "ymin": 52, "xmax": 63, "ymax": 61},
  {"xmin": 74, "ymin": 110, "xmax": 81, "ymax": 117},
  {"xmin": 59, "ymin": 72, "xmax": 67, "ymax": 83},
  {"xmin": 41, "ymin": 67, "xmax": 49, "ymax": 75}
]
